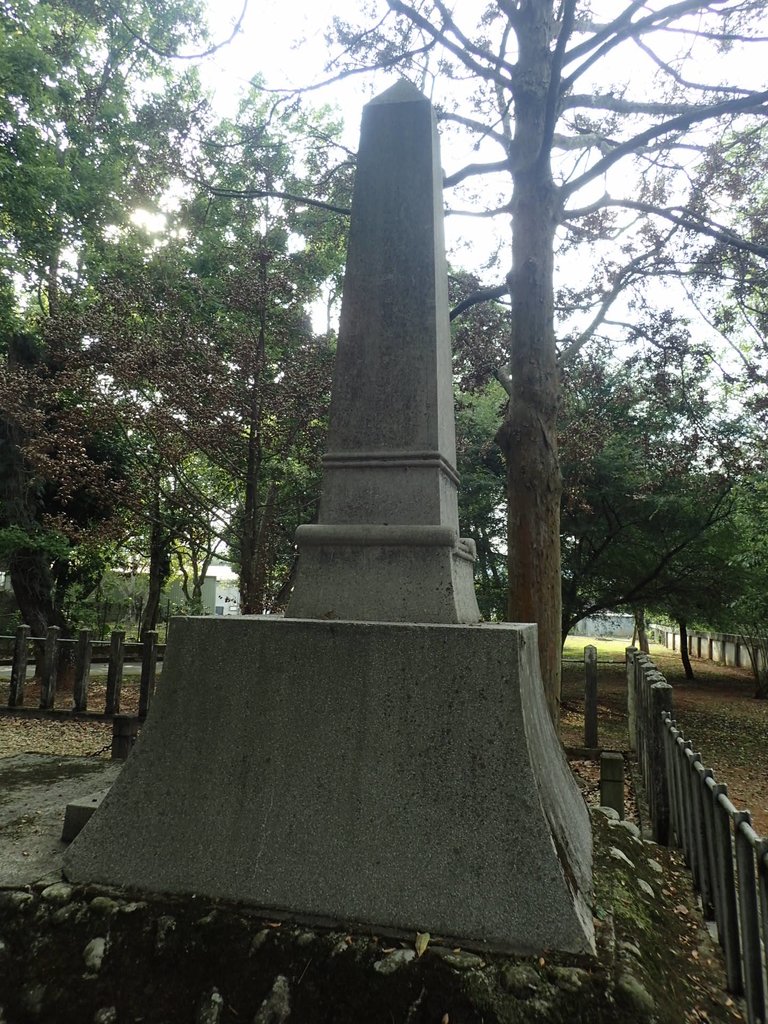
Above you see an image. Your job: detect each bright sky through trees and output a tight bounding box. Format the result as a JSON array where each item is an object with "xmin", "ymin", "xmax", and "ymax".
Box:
[
  {"xmin": 200, "ymin": 0, "xmax": 513, "ymax": 269},
  {"xmin": 201, "ymin": 0, "xmax": 379, "ymax": 123},
  {"xmin": 201, "ymin": 0, "xmax": 768, "ymax": 340}
]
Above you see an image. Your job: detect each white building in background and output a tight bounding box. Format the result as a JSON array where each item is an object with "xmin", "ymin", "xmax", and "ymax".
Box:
[
  {"xmin": 167, "ymin": 562, "xmax": 241, "ymax": 617},
  {"xmin": 571, "ymin": 612, "xmax": 634, "ymax": 639}
]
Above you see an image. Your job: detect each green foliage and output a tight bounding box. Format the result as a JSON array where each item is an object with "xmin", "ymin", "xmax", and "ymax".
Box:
[
  {"xmin": 0, "ymin": 0, "xmax": 210, "ymax": 637},
  {"xmin": 0, "ymin": 524, "xmax": 69, "ymax": 564},
  {"xmin": 73, "ymin": 86, "xmax": 349, "ymax": 613},
  {"xmin": 559, "ymin": 328, "xmax": 746, "ymax": 636},
  {"xmin": 455, "ymin": 383, "xmax": 507, "ymax": 620},
  {"xmin": 708, "ymin": 478, "xmax": 768, "ymax": 697}
]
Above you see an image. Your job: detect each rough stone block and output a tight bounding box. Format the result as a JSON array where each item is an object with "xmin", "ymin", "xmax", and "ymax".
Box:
[
  {"xmin": 600, "ymin": 752, "xmax": 624, "ymax": 820},
  {"xmin": 62, "ymin": 790, "xmax": 109, "ymax": 843},
  {"xmin": 64, "ymin": 616, "xmax": 594, "ymax": 955}
]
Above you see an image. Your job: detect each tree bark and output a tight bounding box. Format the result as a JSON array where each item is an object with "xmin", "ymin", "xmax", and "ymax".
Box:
[
  {"xmin": 2, "ymin": 405, "xmax": 71, "ymax": 678},
  {"xmin": 633, "ymin": 606, "xmax": 650, "ymax": 654},
  {"xmin": 143, "ymin": 481, "xmax": 172, "ymax": 635},
  {"xmin": 239, "ymin": 248, "xmax": 269, "ymax": 615},
  {"xmin": 678, "ymin": 617, "xmax": 695, "ymax": 680},
  {"xmin": 497, "ymin": 3, "xmax": 562, "ymax": 722}
]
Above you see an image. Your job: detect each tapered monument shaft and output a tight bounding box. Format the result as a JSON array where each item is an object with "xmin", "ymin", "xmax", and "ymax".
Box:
[{"xmin": 287, "ymin": 81, "xmax": 480, "ymax": 623}]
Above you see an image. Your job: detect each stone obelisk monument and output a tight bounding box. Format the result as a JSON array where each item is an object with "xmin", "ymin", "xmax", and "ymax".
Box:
[
  {"xmin": 64, "ymin": 82, "xmax": 594, "ymax": 956},
  {"xmin": 287, "ymin": 80, "xmax": 480, "ymax": 624}
]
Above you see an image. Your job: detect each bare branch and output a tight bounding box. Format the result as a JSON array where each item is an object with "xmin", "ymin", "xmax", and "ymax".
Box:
[
  {"xmin": 496, "ymin": 1, "xmax": 521, "ymax": 31},
  {"xmin": 494, "ymin": 363, "xmax": 514, "ymax": 397},
  {"xmin": 558, "ymin": 235, "xmax": 676, "ymax": 364},
  {"xmin": 432, "ymin": 0, "xmax": 517, "ymax": 78},
  {"xmin": 561, "ymin": 90, "xmax": 753, "ymax": 115},
  {"xmin": 562, "ymin": 0, "xmax": 735, "ymax": 88},
  {"xmin": 102, "ymin": 0, "xmax": 249, "ymax": 60},
  {"xmin": 193, "ymin": 181, "xmax": 351, "ymax": 216},
  {"xmin": 537, "ymin": 0, "xmax": 577, "ymax": 170},
  {"xmin": 562, "ymin": 88, "xmax": 768, "ymax": 199},
  {"xmin": 445, "ymin": 204, "xmax": 512, "ymax": 219},
  {"xmin": 680, "ymin": 282, "xmax": 754, "ymax": 371},
  {"xmin": 437, "ymin": 110, "xmax": 509, "ymax": 149},
  {"xmin": 444, "ymin": 159, "xmax": 510, "ymax": 189},
  {"xmin": 258, "ymin": 37, "xmax": 436, "ymax": 97},
  {"xmin": 386, "ymin": 0, "xmax": 512, "ymax": 89},
  {"xmin": 632, "ymin": 34, "xmax": 755, "ymax": 96},
  {"xmin": 563, "ymin": 0, "xmax": 647, "ymax": 64},
  {"xmin": 663, "ymin": 25, "xmax": 768, "ymax": 43},
  {"xmin": 551, "ymin": 131, "xmax": 615, "ymax": 153},
  {"xmin": 450, "ymin": 281, "xmax": 509, "ymax": 321},
  {"xmin": 566, "ymin": 196, "xmax": 768, "ymax": 259}
]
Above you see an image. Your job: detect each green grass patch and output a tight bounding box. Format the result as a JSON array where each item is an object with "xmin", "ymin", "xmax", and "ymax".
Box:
[
  {"xmin": 562, "ymin": 636, "xmax": 670, "ymax": 661},
  {"xmin": 562, "ymin": 636, "xmax": 626, "ymax": 660}
]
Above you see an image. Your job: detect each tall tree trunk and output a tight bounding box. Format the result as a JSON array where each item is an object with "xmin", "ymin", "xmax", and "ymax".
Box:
[
  {"xmin": 239, "ymin": 395, "xmax": 263, "ymax": 615},
  {"xmin": 633, "ymin": 606, "xmax": 649, "ymax": 654},
  {"xmin": 143, "ymin": 481, "xmax": 172, "ymax": 636},
  {"xmin": 2, "ymin": 408, "xmax": 70, "ymax": 677},
  {"xmin": 679, "ymin": 618, "xmax": 695, "ymax": 680},
  {"xmin": 497, "ymin": 3, "xmax": 562, "ymax": 722},
  {"xmin": 239, "ymin": 247, "xmax": 269, "ymax": 615},
  {"xmin": 8, "ymin": 548, "xmax": 71, "ymax": 679}
]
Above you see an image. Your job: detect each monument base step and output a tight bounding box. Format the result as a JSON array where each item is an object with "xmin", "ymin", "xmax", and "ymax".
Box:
[
  {"xmin": 64, "ymin": 616, "xmax": 593, "ymax": 956},
  {"xmin": 287, "ymin": 524, "xmax": 481, "ymax": 623},
  {"xmin": 61, "ymin": 789, "xmax": 110, "ymax": 843}
]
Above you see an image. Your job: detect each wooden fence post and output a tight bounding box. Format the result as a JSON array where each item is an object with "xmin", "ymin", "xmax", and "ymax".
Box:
[
  {"xmin": 600, "ymin": 751, "xmax": 624, "ymax": 819},
  {"xmin": 584, "ymin": 644, "xmax": 598, "ymax": 748},
  {"xmin": 711, "ymin": 784, "xmax": 743, "ymax": 994},
  {"xmin": 105, "ymin": 630, "xmax": 125, "ymax": 716},
  {"xmin": 40, "ymin": 626, "xmax": 60, "ymax": 710},
  {"xmin": 694, "ymin": 762, "xmax": 717, "ymax": 920},
  {"xmin": 111, "ymin": 715, "xmax": 139, "ymax": 760},
  {"xmin": 8, "ymin": 624, "xmax": 29, "ymax": 708},
  {"xmin": 634, "ymin": 653, "xmax": 651, "ymax": 768},
  {"xmin": 625, "ymin": 647, "xmax": 637, "ymax": 752},
  {"xmin": 733, "ymin": 812, "xmax": 765, "ymax": 1024},
  {"xmin": 73, "ymin": 628, "xmax": 92, "ymax": 713},
  {"xmin": 139, "ymin": 631, "xmax": 158, "ymax": 719}
]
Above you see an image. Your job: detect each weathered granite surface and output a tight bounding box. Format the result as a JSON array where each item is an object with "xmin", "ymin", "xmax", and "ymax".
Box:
[{"xmin": 64, "ymin": 616, "xmax": 594, "ymax": 955}]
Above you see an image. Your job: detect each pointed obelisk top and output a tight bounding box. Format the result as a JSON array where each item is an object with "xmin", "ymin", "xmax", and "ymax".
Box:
[{"xmin": 367, "ymin": 78, "xmax": 429, "ymax": 105}]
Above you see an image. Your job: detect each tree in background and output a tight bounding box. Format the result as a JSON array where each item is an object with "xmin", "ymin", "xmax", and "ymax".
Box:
[
  {"xmin": 0, "ymin": 0, "xmax": 351, "ymax": 635},
  {"xmin": 702, "ymin": 478, "xmax": 768, "ymax": 698},
  {"xmin": 455, "ymin": 384, "xmax": 508, "ymax": 619},
  {"xmin": 559, "ymin": 318, "xmax": 747, "ymax": 639},
  {"xmin": 324, "ymin": 1, "xmax": 768, "ymax": 717},
  {"xmin": 81, "ymin": 87, "xmax": 349, "ymax": 615},
  {"xmin": 0, "ymin": 0, "xmax": 210, "ymax": 650}
]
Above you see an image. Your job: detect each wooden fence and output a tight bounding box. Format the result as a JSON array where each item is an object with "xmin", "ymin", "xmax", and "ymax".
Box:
[
  {"xmin": 1, "ymin": 626, "xmax": 163, "ymax": 720},
  {"xmin": 628, "ymin": 647, "xmax": 768, "ymax": 1024}
]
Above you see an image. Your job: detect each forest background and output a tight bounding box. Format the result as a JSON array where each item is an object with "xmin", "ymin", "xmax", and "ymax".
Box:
[{"xmin": 3, "ymin": 0, "xmax": 768, "ymax": 707}]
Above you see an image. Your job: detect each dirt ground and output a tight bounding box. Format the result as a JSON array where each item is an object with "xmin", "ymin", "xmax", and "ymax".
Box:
[
  {"xmin": 561, "ymin": 641, "xmax": 768, "ymax": 836},
  {"xmin": 0, "ymin": 674, "xmax": 143, "ymax": 759}
]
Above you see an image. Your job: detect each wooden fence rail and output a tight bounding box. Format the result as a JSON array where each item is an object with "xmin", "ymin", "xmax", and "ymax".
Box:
[
  {"xmin": 2, "ymin": 626, "xmax": 163, "ymax": 720},
  {"xmin": 628, "ymin": 647, "xmax": 768, "ymax": 1024}
]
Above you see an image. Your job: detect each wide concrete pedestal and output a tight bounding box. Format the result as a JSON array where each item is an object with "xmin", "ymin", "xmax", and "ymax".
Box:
[{"xmin": 64, "ymin": 617, "xmax": 594, "ymax": 955}]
